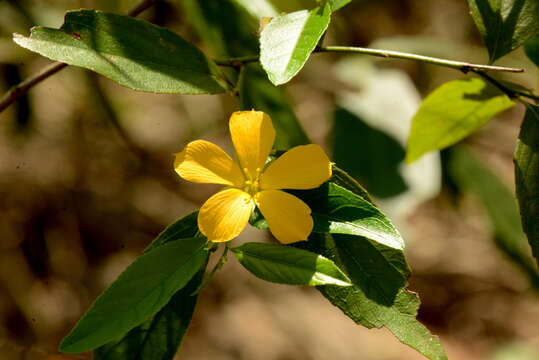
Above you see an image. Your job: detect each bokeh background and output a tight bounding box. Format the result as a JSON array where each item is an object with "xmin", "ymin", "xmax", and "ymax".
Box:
[{"xmin": 1, "ymin": 0, "xmax": 538, "ymax": 359}]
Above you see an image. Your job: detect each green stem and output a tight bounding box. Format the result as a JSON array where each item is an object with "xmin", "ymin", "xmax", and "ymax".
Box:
[
  {"xmin": 214, "ymin": 45, "xmax": 524, "ymax": 73},
  {"xmin": 191, "ymin": 244, "xmax": 229, "ymax": 295}
]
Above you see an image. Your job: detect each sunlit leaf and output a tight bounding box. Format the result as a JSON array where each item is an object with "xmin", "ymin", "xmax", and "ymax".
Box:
[
  {"xmin": 14, "ymin": 10, "xmax": 227, "ymax": 94},
  {"xmin": 467, "ymin": 0, "xmax": 539, "ymax": 62},
  {"xmin": 231, "ymin": 242, "xmax": 352, "ymax": 286},
  {"xmin": 326, "ymin": 0, "xmax": 352, "ymax": 12},
  {"xmin": 406, "ymin": 77, "xmax": 515, "ymax": 163},
  {"xmin": 59, "ymin": 237, "xmax": 208, "ymax": 353},
  {"xmin": 260, "ymin": 3, "xmax": 331, "ymax": 85},
  {"xmin": 515, "ymin": 105, "xmax": 539, "ymax": 268}
]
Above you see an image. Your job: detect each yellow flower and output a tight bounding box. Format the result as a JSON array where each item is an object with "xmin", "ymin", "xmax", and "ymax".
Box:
[{"xmin": 174, "ymin": 110, "xmax": 332, "ymax": 244}]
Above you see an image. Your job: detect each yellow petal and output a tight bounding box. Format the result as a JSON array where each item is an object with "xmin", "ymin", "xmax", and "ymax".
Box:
[
  {"xmin": 255, "ymin": 190, "xmax": 313, "ymax": 244},
  {"xmin": 198, "ymin": 188, "xmax": 255, "ymax": 242},
  {"xmin": 260, "ymin": 144, "xmax": 332, "ymax": 190},
  {"xmin": 174, "ymin": 140, "xmax": 244, "ymax": 186},
  {"xmin": 229, "ymin": 110, "xmax": 275, "ymax": 181}
]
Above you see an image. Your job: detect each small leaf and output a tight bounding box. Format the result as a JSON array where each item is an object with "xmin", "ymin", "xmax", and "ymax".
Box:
[
  {"xmin": 59, "ymin": 237, "xmax": 208, "ymax": 353},
  {"xmin": 93, "ymin": 259, "xmax": 208, "ymax": 360},
  {"xmin": 260, "ymin": 3, "xmax": 331, "ymax": 85},
  {"xmin": 524, "ymin": 34, "xmax": 539, "ymax": 67},
  {"xmin": 327, "ymin": 0, "xmax": 352, "ymax": 12},
  {"xmin": 14, "ymin": 10, "xmax": 227, "ymax": 94},
  {"xmin": 231, "ymin": 242, "xmax": 352, "ymax": 286},
  {"xmin": 406, "ymin": 77, "xmax": 515, "ymax": 163},
  {"xmin": 515, "ymin": 105, "xmax": 539, "ymax": 267},
  {"xmin": 467, "ymin": 0, "xmax": 539, "ymax": 62}
]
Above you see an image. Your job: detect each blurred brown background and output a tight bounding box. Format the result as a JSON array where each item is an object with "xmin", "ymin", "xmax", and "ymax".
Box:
[{"xmin": 0, "ymin": 0, "xmax": 538, "ymax": 359}]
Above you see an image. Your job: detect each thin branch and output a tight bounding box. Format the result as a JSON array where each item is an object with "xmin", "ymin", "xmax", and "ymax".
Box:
[
  {"xmin": 474, "ymin": 70, "xmax": 539, "ymax": 102},
  {"xmin": 0, "ymin": 0, "xmax": 159, "ymax": 114},
  {"xmin": 214, "ymin": 45, "xmax": 524, "ymax": 74}
]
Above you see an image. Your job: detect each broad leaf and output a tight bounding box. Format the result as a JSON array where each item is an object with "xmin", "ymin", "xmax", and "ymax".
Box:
[
  {"xmin": 515, "ymin": 105, "xmax": 539, "ymax": 267},
  {"xmin": 239, "ymin": 64, "xmax": 310, "ymax": 149},
  {"xmin": 333, "ymin": 107, "xmax": 408, "ymax": 198},
  {"xmin": 260, "ymin": 3, "xmax": 331, "ymax": 85},
  {"xmin": 303, "ymin": 233, "xmax": 447, "ymax": 360},
  {"xmin": 59, "ymin": 237, "xmax": 208, "ymax": 353},
  {"xmin": 231, "ymin": 242, "xmax": 351, "ymax": 286},
  {"xmin": 94, "ymin": 260, "xmax": 208, "ymax": 360},
  {"xmin": 450, "ymin": 147, "xmax": 539, "ymax": 287},
  {"xmin": 467, "ymin": 0, "xmax": 539, "ymax": 62},
  {"xmin": 406, "ymin": 77, "xmax": 515, "ymax": 163},
  {"xmin": 524, "ymin": 34, "xmax": 539, "ymax": 67},
  {"xmin": 14, "ymin": 10, "xmax": 227, "ymax": 94}
]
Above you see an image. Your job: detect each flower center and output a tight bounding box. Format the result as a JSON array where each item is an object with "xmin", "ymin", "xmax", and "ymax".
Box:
[{"xmin": 242, "ymin": 167, "xmax": 262, "ymax": 196}]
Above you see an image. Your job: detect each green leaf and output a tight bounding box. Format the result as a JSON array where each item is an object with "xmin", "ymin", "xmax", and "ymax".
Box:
[
  {"xmin": 59, "ymin": 237, "xmax": 208, "ymax": 353},
  {"xmin": 406, "ymin": 77, "xmax": 515, "ymax": 163},
  {"xmin": 326, "ymin": 0, "xmax": 352, "ymax": 12},
  {"xmin": 524, "ymin": 34, "xmax": 539, "ymax": 67},
  {"xmin": 515, "ymin": 105, "xmax": 539, "ymax": 268},
  {"xmin": 231, "ymin": 242, "xmax": 352, "ymax": 286},
  {"xmin": 333, "ymin": 107, "xmax": 408, "ymax": 198},
  {"xmin": 449, "ymin": 146, "xmax": 539, "ymax": 287},
  {"xmin": 304, "ymin": 233, "xmax": 447, "ymax": 360},
  {"xmin": 14, "ymin": 10, "xmax": 227, "ymax": 94},
  {"xmin": 467, "ymin": 0, "xmax": 539, "ymax": 62},
  {"xmin": 93, "ymin": 259, "xmax": 208, "ymax": 360},
  {"xmin": 297, "ymin": 182, "xmax": 405, "ymax": 251},
  {"xmin": 179, "ymin": 0, "xmax": 310, "ymax": 149},
  {"xmin": 239, "ymin": 63, "xmax": 310, "ymax": 149},
  {"xmin": 260, "ymin": 3, "xmax": 331, "ymax": 85},
  {"xmin": 146, "ymin": 211, "xmax": 199, "ymax": 251}
]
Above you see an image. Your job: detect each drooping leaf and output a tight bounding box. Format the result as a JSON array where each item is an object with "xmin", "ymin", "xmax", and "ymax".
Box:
[
  {"xmin": 406, "ymin": 77, "xmax": 515, "ymax": 163},
  {"xmin": 231, "ymin": 242, "xmax": 351, "ymax": 286},
  {"xmin": 13, "ymin": 10, "xmax": 227, "ymax": 94},
  {"xmin": 239, "ymin": 63, "xmax": 310, "ymax": 149},
  {"xmin": 467, "ymin": 0, "xmax": 539, "ymax": 62},
  {"xmin": 450, "ymin": 146, "xmax": 539, "ymax": 287},
  {"xmin": 524, "ymin": 34, "xmax": 539, "ymax": 67},
  {"xmin": 333, "ymin": 107, "xmax": 408, "ymax": 198},
  {"xmin": 303, "ymin": 233, "xmax": 447, "ymax": 360},
  {"xmin": 260, "ymin": 3, "xmax": 331, "ymax": 85},
  {"xmin": 93, "ymin": 259, "xmax": 208, "ymax": 360},
  {"xmin": 59, "ymin": 237, "xmax": 208, "ymax": 353},
  {"xmin": 515, "ymin": 105, "xmax": 539, "ymax": 268}
]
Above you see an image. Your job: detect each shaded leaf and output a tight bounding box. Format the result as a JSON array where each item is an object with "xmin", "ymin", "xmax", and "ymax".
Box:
[
  {"xmin": 515, "ymin": 105, "xmax": 539, "ymax": 267},
  {"xmin": 326, "ymin": 0, "xmax": 352, "ymax": 12},
  {"xmin": 406, "ymin": 77, "xmax": 515, "ymax": 163},
  {"xmin": 14, "ymin": 10, "xmax": 227, "ymax": 94},
  {"xmin": 146, "ymin": 211, "xmax": 199, "ymax": 251},
  {"xmin": 59, "ymin": 237, "xmax": 208, "ymax": 353},
  {"xmin": 239, "ymin": 63, "xmax": 310, "ymax": 149},
  {"xmin": 449, "ymin": 146, "xmax": 539, "ymax": 287},
  {"xmin": 260, "ymin": 3, "xmax": 331, "ymax": 85},
  {"xmin": 524, "ymin": 34, "xmax": 539, "ymax": 67},
  {"xmin": 333, "ymin": 107, "xmax": 408, "ymax": 198},
  {"xmin": 94, "ymin": 259, "xmax": 208, "ymax": 360},
  {"xmin": 180, "ymin": 0, "xmax": 310, "ymax": 149},
  {"xmin": 231, "ymin": 242, "xmax": 351, "ymax": 286},
  {"xmin": 467, "ymin": 0, "xmax": 539, "ymax": 62}
]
